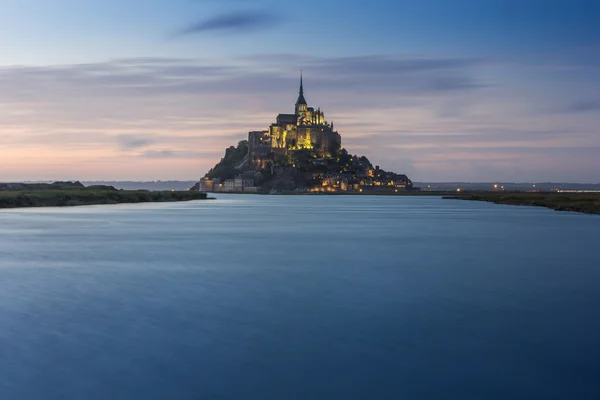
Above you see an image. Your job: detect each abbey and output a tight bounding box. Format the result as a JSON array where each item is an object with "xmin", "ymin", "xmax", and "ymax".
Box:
[
  {"xmin": 200, "ymin": 74, "xmax": 414, "ymax": 193},
  {"xmin": 248, "ymin": 75, "xmax": 342, "ymax": 168}
]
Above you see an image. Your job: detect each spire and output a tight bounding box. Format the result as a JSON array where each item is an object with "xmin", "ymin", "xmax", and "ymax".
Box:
[{"xmin": 295, "ymin": 71, "xmax": 307, "ymax": 107}]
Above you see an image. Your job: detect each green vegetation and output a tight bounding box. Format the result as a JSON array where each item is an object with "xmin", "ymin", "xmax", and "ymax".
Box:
[
  {"xmin": 0, "ymin": 182, "xmax": 209, "ymax": 209},
  {"xmin": 445, "ymin": 192, "xmax": 600, "ymax": 215},
  {"xmin": 206, "ymin": 140, "xmax": 249, "ymax": 181}
]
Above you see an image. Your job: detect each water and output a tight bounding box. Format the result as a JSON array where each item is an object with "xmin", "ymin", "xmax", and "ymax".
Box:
[{"xmin": 1, "ymin": 195, "xmax": 599, "ymax": 399}]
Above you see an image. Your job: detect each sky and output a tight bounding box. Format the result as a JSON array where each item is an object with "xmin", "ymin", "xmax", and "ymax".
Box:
[{"xmin": 0, "ymin": 0, "xmax": 599, "ymax": 182}]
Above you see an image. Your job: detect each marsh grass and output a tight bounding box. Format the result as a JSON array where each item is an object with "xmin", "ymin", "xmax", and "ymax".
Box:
[
  {"xmin": 0, "ymin": 189, "xmax": 209, "ymax": 209},
  {"xmin": 445, "ymin": 192, "xmax": 600, "ymax": 215}
]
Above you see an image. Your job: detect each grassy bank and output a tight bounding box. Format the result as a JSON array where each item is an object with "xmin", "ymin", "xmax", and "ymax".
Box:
[
  {"xmin": 0, "ymin": 189, "xmax": 209, "ymax": 209},
  {"xmin": 444, "ymin": 192, "xmax": 600, "ymax": 215}
]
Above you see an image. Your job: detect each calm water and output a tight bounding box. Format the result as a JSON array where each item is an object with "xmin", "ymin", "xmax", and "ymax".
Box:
[{"xmin": 1, "ymin": 195, "xmax": 599, "ymax": 399}]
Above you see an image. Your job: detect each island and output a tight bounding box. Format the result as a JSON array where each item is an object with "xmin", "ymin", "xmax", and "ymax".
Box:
[
  {"xmin": 0, "ymin": 181, "xmax": 209, "ymax": 209},
  {"xmin": 184, "ymin": 75, "xmax": 600, "ymax": 216},
  {"xmin": 192, "ymin": 74, "xmax": 414, "ymax": 194}
]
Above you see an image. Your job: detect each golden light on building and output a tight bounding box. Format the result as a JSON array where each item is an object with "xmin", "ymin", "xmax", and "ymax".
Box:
[{"xmin": 247, "ymin": 74, "xmax": 341, "ymax": 167}]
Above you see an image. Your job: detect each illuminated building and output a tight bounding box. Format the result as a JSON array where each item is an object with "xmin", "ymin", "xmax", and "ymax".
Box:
[
  {"xmin": 198, "ymin": 177, "xmax": 214, "ymax": 192},
  {"xmin": 248, "ymin": 74, "xmax": 342, "ymax": 168},
  {"xmin": 321, "ymin": 173, "xmax": 349, "ymax": 191}
]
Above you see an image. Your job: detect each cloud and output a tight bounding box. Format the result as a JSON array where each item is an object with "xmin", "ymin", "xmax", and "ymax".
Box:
[
  {"xmin": 175, "ymin": 11, "xmax": 278, "ymax": 36},
  {"xmin": 1, "ymin": 54, "xmax": 599, "ymax": 181},
  {"xmin": 140, "ymin": 150, "xmax": 176, "ymax": 158},
  {"xmin": 0, "ymin": 54, "xmax": 486, "ymax": 104},
  {"xmin": 307, "ymin": 56, "xmax": 486, "ymax": 76},
  {"xmin": 564, "ymin": 100, "xmax": 600, "ymax": 113},
  {"xmin": 117, "ymin": 134, "xmax": 156, "ymax": 150},
  {"xmin": 140, "ymin": 149, "xmax": 219, "ymax": 159}
]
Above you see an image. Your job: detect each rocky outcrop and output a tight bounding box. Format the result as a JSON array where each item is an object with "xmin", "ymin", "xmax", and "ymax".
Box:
[{"xmin": 205, "ymin": 141, "xmax": 249, "ymax": 181}]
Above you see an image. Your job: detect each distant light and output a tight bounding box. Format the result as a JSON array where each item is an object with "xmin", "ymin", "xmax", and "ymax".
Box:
[
  {"xmin": 494, "ymin": 184, "xmax": 498, "ymax": 189},
  {"xmin": 457, "ymin": 188, "xmax": 461, "ymax": 192}
]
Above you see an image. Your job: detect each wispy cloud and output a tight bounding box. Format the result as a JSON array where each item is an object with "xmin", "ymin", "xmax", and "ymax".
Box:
[
  {"xmin": 174, "ymin": 11, "xmax": 278, "ymax": 36},
  {"xmin": 140, "ymin": 150, "xmax": 177, "ymax": 158},
  {"xmin": 140, "ymin": 149, "xmax": 219, "ymax": 159},
  {"xmin": 117, "ymin": 134, "xmax": 156, "ymax": 150},
  {"xmin": 0, "ymin": 55, "xmax": 487, "ymax": 101},
  {"xmin": 1, "ymin": 54, "xmax": 599, "ymax": 181},
  {"xmin": 564, "ymin": 100, "xmax": 600, "ymax": 113}
]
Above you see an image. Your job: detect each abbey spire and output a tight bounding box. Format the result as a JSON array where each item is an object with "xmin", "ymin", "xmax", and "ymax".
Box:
[{"xmin": 295, "ymin": 72, "xmax": 307, "ymax": 110}]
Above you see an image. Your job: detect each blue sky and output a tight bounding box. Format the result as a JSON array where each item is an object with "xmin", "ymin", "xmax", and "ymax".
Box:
[{"xmin": 0, "ymin": 0, "xmax": 599, "ymax": 181}]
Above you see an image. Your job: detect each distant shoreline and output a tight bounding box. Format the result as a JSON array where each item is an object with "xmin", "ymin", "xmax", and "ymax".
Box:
[
  {"xmin": 0, "ymin": 182, "xmax": 211, "ymax": 209},
  {"xmin": 0, "ymin": 190, "xmax": 212, "ymax": 209},
  {"xmin": 3, "ymin": 182, "xmax": 598, "ymax": 215},
  {"xmin": 208, "ymin": 190, "xmax": 600, "ymax": 215},
  {"xmin": 443, "ymin": 192, "xmax": 600, "ymax": 215}
]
